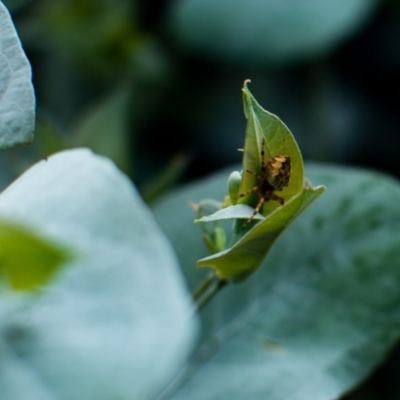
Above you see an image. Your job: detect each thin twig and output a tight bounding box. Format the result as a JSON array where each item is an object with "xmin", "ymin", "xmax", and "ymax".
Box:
[{"xmin": 192, "ymin": 272, "xmax": 228, "ymax": 312}]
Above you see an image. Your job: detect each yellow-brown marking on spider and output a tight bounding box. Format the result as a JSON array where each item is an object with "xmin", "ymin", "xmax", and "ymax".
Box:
[{"xmin": 236, "ymin": 138, "xmax": 291, "ymax": 227}]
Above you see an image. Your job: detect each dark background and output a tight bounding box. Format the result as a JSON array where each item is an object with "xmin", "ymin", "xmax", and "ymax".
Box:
[
  {"xmin": 2, "ymin": 1, "xmax": 400, "ymax": 398},
  {"xmin": 3, "ymin": 0, "xmax": 400, "ymax": 197}
]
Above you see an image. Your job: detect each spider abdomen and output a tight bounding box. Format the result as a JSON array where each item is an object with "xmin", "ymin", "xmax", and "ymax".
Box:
[
  {"xmin": 266, "ymin": 155, "xmax": 291, "ymax": 190},
  {"xmin": 235, "ymin": 140, "xmax": 292, "ymax": 227}
]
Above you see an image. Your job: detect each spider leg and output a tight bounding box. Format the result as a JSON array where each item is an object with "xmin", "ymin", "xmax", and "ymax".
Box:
[
  {"xmin": 260, "ymin": 138, "xmax": 266, "ymax": 173},
  {"xmin": 235, "ymin": 185, "xmax": 259, "ymax": 200},
  {"xmin": 243, "ymin": 196, "xmax": 266, "ymax": 227},
  {"xmin": 245, "ymin": 169, "xmax": 263, "ymax": 180},
  {"xmin": 270, "ymin": 193, "xmax": 285, "ymax": 206}
]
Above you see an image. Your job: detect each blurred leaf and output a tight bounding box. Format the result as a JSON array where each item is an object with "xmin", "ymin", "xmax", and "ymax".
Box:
[
  {"xmin": 34, "ymin": 116, "xmax": 68, "ymax": 156},
  {"xmin": 72, "ymin": 88, "xmax": 131, "ymax": 173},
  {"xmin": 154, "ymin": 163, "xmax": 400, "ymax": 400},
  {"xmin": 0, "ymin": 220, "xmax": 69, "ymax": 290},
  {"xmin": 141, "ymin": 153, "xmax": 190, "ymax": 203},
  {"xmin": 0, "ymin": 149, "xmax": 197, "ymax": 400},
  {"xmin": 2, "ymin": 0, "xmax": 32, "ymax": 12},
  {"xmin": 0, "ymin": 2, "xmax": 35, "ymax": 148},
  {"xmin": 170, "ymin": 0, "xmax": 379, "ymax": 65},
  {"xmin": 30, "ymin": 0, "xmax": 144, "ymax": 79}
]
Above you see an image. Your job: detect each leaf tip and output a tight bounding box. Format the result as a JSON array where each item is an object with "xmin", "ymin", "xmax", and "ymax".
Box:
[
  {"xmin": 243, "ymin": 79, "xmax": 251, "ymax": 89},
  {"xmin": 242, "ymin": 79, "xmax": 253, "ymax": 118}
]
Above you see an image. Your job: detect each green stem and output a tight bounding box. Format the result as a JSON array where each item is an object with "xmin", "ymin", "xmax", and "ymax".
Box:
[
  {"xmin": 192, "ymin": 272, "xmax": 228, "ymax": 312},
  {"xmin": 229, "ymin": 219, "xmax": 243, "ymax": 247}
]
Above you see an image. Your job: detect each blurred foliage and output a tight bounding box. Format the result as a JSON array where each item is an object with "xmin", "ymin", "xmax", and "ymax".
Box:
[
  {"xmin": 2, "ymin": 0, "xmax": 398, "ymax": 188},
  {"xmin": 72, "ymin": 87, "xmax": 132, "ymax": 173},
  {"xmin": 169, "ymin": 0, "xmax": 379, "ymax": 65},
  {"xmin": 2, "ymin": 0, "xmax": 31, "ymax": 13},
  {"xmin": 22, "ymin": 0, "xmax": 142, "ymax": 79},
  {"xmin": 1, "ymin": 0, "xmax": 400, "ymax": 396}
]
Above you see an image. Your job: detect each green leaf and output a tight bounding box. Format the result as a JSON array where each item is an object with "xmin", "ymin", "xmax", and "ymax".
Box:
[
  {"xmin": 154, "ymin": 163, "xmax": 400, "ymax": 400},
  {"xmin": 197, "ymin": 184, "xmax": 324, "ymax": 280},
  {"xmin": 170, "ymin": 0, "xmax": 379, "ymax": 65},
  {"xmin": 141, "ymin": 153, "xmax": 191, "ymax": 204},
  {"xmin": 194, "ymin": 83, "xmax": 323, "ymax": 281},
  {"xmin": 195, "ymin": 204, "xmax": 264, "ymax": 223},
  {"xmin": 239, "ymin": 82, "xmax": 304, "ymax": 214},
  {"xmin": 0, "ymin": 149, "xmax": 197, "ymax": 400},
  {"xmin": 32, "ymin": 0, "xmax": 142, "ymax": 78},
  {"xmin": 0, "ymin": 220, "xmax": 69, "ymax": 290},
  {"xmin": 0, "ymin": 2, "xmax": 35, "ymax": 148},
  {"xmin": 72, "ymin": 88, "xmax": 131, "ymax": 173},
  {"xmin": 33, "ymin": 116, "xmax": 69, "ymax": 156}
]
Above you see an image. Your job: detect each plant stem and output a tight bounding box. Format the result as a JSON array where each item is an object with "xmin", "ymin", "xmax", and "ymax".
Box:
[{"xmin": 192, "ymin": 272, "xmax": 228, "ymax": 312}]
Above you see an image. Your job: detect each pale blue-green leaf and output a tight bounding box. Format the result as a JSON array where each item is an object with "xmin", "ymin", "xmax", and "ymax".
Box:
[
  {"xmin": 0, "ymin": 1, "xmax": 35, "ymax": 148},
  {"xmin": 170, "ymin": 0, "xmax": 379, "ymax": 65},
  {"xmin": 0, "ymin": 149, "xmax": 197, "ymax": 400},
  {"xmin": 154, "ymin": 164, "xmax": 400, "ymax": 400},
  {"xmin": 195, "ymin": 204, "xmax": 263, "ymax": 223}
]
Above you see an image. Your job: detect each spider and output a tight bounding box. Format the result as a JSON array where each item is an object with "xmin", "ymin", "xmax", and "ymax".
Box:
[{"xmin": 236, "ymin": 138, "xmax": 291, "ymax": 227}]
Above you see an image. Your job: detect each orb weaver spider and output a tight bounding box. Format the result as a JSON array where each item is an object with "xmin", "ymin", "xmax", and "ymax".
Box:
[{"xmin": 236, "ymin": 138, "xmax": 291, "ymax": 227}]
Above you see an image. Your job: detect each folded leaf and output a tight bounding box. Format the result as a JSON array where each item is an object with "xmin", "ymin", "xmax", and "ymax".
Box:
[
  {"xmin": 195, "ymin": 82, "xmax": 324, "ymax": 280},
  {"xmin": 197, "ymin": 184, "xmax": 324, "ymax": 280}
]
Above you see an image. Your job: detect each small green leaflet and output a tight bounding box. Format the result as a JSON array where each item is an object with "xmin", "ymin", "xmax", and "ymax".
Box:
[{"xmin": 0, "ymin": 220, "xmax": 69, "ymax": 290}]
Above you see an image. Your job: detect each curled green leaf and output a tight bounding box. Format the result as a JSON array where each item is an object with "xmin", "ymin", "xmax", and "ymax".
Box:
[
  {"xmin": 196, "ymin": 81, "xmax": 325, "ymax": 281},
  {"xmin": 239, "ymin": 80, "xmax": 304, "ymax": 215},
  {"xmin": 197, "ymin": 184, "xmax": 325, "ymax": 281}
]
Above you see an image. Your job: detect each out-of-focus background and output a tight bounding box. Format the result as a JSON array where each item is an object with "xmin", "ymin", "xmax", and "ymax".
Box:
[
  {"xmin": 2, "ymin": 0, "xmax": 399, "ymax": 203},
  {"xmin": 2, "ymin": 1, "xmax": 400, "ymax": 398}
]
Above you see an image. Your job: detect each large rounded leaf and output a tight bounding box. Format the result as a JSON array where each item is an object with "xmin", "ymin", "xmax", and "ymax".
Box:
[
  {"xmin": 0, "ymin": 1, "xmax": 35, "ymax": 148},
  {"xmin": 153, "ymin": 164, "xmax": 400, "ymax": 399},
  {"xmin": 169, "ymin": 0, "xmax": 379, "ymax": 65},
  {"xmin": 0, "ymin": 149, "xmax": 197, "ymax": 400}
]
